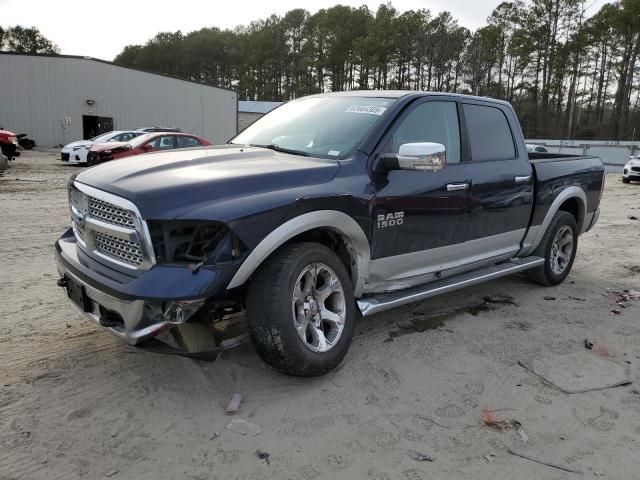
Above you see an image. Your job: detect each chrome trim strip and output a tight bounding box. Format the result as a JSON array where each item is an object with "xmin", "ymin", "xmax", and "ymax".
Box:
[
  {"xmin": 73, "ymin": 181, "xmax": 156, "ymax": 271},
  {"xmin": 519, "ymin": 186, "xmax": 587, "ymax": 256},
  {"xmin": 357, "ymin": 256, "xmax": 544, "ymax": 316},
  {"xmin": 368, "ymin": 229, "xmax": 526, "ymax": 286},
  {"xmin": 226, "ymin": 210, "xmax": 371, "ymax": 296}
]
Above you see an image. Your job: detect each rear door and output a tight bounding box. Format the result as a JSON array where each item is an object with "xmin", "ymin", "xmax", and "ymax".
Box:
[{"xmin": 461, "ymin": 102, "xmax": 533, "ymax": 258}]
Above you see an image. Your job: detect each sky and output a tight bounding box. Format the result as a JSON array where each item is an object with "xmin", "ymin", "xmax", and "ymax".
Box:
[{"xmin": 1, "ymin": 0, "xmax": 610, "ymax": 61}]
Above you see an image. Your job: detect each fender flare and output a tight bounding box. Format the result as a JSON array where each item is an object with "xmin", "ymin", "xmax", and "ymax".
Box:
[
  {"xmin": 519, "ymin": 186, "xmax": 587, "ymax": 256},
  {"xmin": 226, "ymin": 210, "xmax": 371, "ymax": 296}
]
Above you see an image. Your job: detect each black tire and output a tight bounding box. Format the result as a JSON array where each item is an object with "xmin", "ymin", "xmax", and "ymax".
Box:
[
  {"xmin": 245, "ymin": 242, "xmax": 355, "ymax": 376},
  {"xmin": 622, "ymin": 177, "xmax": 630, "ymax": 184},
  {"xmin": 526, "ymin": 211, "xmax": 578, "ymax": 286}
]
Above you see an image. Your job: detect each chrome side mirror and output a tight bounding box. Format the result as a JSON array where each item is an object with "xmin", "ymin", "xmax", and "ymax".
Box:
[{"xmin": 380, "ymin": 142, "xmax": 446, "ymax": 172}]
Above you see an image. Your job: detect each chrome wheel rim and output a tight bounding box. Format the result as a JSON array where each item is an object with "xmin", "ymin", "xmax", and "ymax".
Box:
[
  {"xmin": 550, "ymin": 225, "xmax": 574, "ymax": 275},
  {"xmin": 291, "ymin": 263, "xmax": 346, "ymax": 353}
]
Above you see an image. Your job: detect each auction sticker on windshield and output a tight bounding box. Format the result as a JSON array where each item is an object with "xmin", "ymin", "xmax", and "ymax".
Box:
[{"xmin": 346, "ymin": 105, "xmax": 387, "ymax": 115}]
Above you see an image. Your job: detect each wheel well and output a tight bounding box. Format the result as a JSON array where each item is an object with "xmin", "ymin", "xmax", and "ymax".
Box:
[
  {"xmin": 285, "ymin": 228, "xmax": 356, "ymax": 283},
  {"xmin": 558, "ymin": 197, "xmax": 582, "ymax": 229}
]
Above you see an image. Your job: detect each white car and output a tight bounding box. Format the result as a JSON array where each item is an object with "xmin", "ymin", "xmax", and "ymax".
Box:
[
  {"xmin": 623, "ymin": 155, "xmax": 640, "ymax": 184},
  {"xmin": 61, "ymin": 131, "xmax": 140, "ymax": 164},
  {"xmin": 526, "ymin": 144, "xmax": 549, "ymax": 153}
]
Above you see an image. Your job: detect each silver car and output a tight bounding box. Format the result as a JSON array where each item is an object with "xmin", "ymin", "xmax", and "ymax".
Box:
[{"xmin": 623, "ymin": 155, "xmax": 640, "ymax": 184}]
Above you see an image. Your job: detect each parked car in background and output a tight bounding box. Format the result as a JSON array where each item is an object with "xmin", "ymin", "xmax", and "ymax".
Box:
[
  {"xmin": 56, "ymin": 91, "xmax": 604, "ymax": 376},
  {"xmin": 0, "ymin": 127, "xmax": 20, "ymax": 160},
  {"xmin": 135, "ymin": 127, "xmax": 182, "ymax": 133},
  {"xmin": 623, "ymin": 155, "xmax": 640, "ymax": 183},
  {"xmin": 526, "ymin": 144, "xmax": 548, "ymax": 153},
  {"xmin": 61, "ymin": 131, "xmax": 142, "ymax": 164},
  {"xmin": 16, "ymin": 133, "xmax": 36, "ymax": 149},
  {"xmin": 86, "ymin": 132, "xmax": 211, "ymax": 165}
]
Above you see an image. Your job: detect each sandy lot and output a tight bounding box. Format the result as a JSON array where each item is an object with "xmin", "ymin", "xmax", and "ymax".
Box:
[{"xmin": 1, "ymin": 150, "xmax": 640, "ymax": 480}]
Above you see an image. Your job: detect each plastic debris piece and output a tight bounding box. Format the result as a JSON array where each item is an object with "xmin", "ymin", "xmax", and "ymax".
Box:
[
  {"xmin": 226, "ymin": 393, "xmax": 242, "ymax": 415},
  {"xmin": 226, "ymin": 417, "xmax": 262, "ymax": 436},
  {"xmin": 256, "ymin": 450, "xmax": 271, "ymax": 465},
  {"xmin": 408, "ymin": 450, "xmax": 434, "ymax": 462},
  {"xmin": 507, "ymin": 449, "xmax": 582, "ymax": 474},
  {"xmin": 544, "ymin": 296, "xmax": 556, "ymax": 301},
  {"xmin": 105, "ymin": 469, "xmax": 118, "ymax": 478},
  {"xmin": 611, "ymin": 308, "xmax": 621, "ymax": 315},
  {"xmin": 484, "ymin": 453, "xmax": 497, "ymax": 463}
]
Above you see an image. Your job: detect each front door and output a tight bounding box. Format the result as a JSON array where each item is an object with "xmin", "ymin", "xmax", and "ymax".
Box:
[{"xmin": 369, "ymin": 99, "xmax": 475, "ymax": 291}]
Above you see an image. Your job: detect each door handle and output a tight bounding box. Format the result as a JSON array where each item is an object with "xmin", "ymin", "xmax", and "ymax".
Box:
[
  {"xmin": 515, "ymin": 175, "xmax": 531, "ymax": 183},
  {"xmin": 446, "ymin": 183, "xmax": 469, "ymax": 192}
]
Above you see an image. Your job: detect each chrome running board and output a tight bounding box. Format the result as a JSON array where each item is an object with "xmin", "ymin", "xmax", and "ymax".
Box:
[{"xmin": 357, "ymin": 256, "xmax": 544, "ymax": 316}]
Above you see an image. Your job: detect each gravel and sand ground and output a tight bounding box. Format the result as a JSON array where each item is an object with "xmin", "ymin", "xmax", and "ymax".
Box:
[{"xmin": 1, "ymin": 149, "xmax": 640, "ymax": 480}]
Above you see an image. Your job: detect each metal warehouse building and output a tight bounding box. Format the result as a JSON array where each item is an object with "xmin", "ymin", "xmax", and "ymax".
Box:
[{"xmin": 0, "ymin": 52, "xmax": 238, "ymax": 147}]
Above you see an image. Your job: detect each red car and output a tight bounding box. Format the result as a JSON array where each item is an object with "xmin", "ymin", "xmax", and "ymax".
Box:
[{"xmin": 86, "ymin": 132, "xmax": 211, "ymax": 166}]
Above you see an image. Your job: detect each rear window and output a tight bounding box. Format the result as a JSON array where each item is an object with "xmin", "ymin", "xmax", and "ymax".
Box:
[{"xmin": 463, "ymin": 104, "xmax": 516, "ymax": 161}]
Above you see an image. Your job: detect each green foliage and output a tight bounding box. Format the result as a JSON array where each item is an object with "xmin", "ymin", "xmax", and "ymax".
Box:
[{"xmin": 1, "ymin": 25, "xmax": 58, "ymax": 54}]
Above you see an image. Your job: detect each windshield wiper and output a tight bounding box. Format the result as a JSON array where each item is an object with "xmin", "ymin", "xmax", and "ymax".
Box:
[{"xmin": 248, "ymin": 143, "xmax": 310, "ymax": 157}]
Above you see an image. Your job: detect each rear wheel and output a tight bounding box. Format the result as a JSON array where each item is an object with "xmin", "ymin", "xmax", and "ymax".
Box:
[
  {"xmin": 622, "ymin": 177, "xmax": 631, "ymax": 184},
  {"xmin": 526, "ymin": 211, "xmax": 578, "ymax": 286},
  {"xmin": 245, "ymin": 242, "xmax": 355, "ymax": 376}
]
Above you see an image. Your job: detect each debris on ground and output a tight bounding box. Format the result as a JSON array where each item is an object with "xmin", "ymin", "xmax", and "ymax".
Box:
[
  {"xmin": 484, "ymin": 453, "xmax": 497, "ymax": 463},
  {"xmin": 255, "ymin": 450, "xmax": 271, "ymax": 465},
  {"xmin": 226, "ymin": 417, "xmax": 262, "ymax": 436},
  {"xmin": 629, "ymin": 215, "xmax": 638, "ymax": 220},
  {"xmin": 105, "ymin": 469, "xmax": 118, "ymax": 478},
  {"xmin": 481, "ymin": 405, "xmax": 527, "ymax": 442},
  {"xmin": 483, "ymin": 294, "xmax": 518, "ymax": 306},
  {"xmin": 544, "ymin": 296, "xmax": 556, "ymax": 301},
  {"xmin": 557, "ymin": 288, "xmax": 587, "ymax": 301},
  {"xmin": 226, "ymin": 393, "xmax": 242, "ymax": 415},
  {"xmin": 209, "ymin": 432, "xmax": 220, "ymax": 440},
  {"xmin": 519, "ymin": 352, "xmax": 631, "ymax": 394},
  {"xmin": 585, "ymin": 338, "xmax": 594, "ymax": 350},
  {"xmin": 408, "ymin": 450, "xmax": 434, "ymax": 462},
  {"xmin": 615, "ymin": 289, "xmax": 640, "ymax": 303},
  {"xmin": 507, "ymin": 449, "xmax": 582, "ymax": 474},
  {"xmin": 623, "ymin": 265, "xmax": 640, "ymax": 275},
  {"xmin": 611, "ymin": 308, "xmax": 621, "ymax": 315}
]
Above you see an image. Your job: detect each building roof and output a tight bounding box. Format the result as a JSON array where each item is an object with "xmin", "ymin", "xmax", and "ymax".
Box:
[
  {"xmin": 238, "ymin": 101, "xmax": 284, "ymax": 114},
  {"xmin": 0, "ymin": 51, "xmax": 235, "ymax": 93}
]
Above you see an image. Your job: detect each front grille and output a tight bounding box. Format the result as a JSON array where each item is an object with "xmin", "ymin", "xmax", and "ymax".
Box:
[
  {"xmin": 89, "ymin": 197, "xmax": 136, "ymax": 228},
  {"xmin": 631, "ymin": 166, "xmax": 640, "ymax": 172},
  {"xmin": 61, "ymin": 152, "xmax": 70, "ymax": 161},
  {"xmin": 94, "ymin": 231, "xmax": 144, "ymax": 266},
  {"xmin": 68, "ymin": 182, "xmax": 153, "ymax": 271},
  {"xmin": 70, "ymin": 185, "xmax": 82, "ymax": 210}
]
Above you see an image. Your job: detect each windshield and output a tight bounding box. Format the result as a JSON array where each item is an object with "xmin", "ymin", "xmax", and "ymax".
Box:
[
  {"xmin": 90, "ymin": 132, "xmax": 116, "ymax": 142},
  {"xmin": 231, "ymin": 96, "xmax": 395, "ymax": 159},
  {"xmin": 128, "ymin": 133, "xmax": 155, "ymax": 147}
]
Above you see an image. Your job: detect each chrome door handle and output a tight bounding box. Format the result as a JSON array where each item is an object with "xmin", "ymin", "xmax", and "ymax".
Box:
[
  {"xmin": 446, "ymin": 183, "xmax": 469, "ymax": 192},
  {"xmin": 515, "ymin": 175, "xmax": 531, "ymax": 183}
]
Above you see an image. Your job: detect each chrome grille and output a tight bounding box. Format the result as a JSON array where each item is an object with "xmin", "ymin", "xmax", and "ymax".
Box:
[
  {"xmin": 70, "ymin": 185, "xmax": 82, "ymax": 210},
  {"xmin": 632, "ymin": 166, "xmax": 640, "ymax": 172},
  {"xmin": 89, "ymin": 197, "xmax": 136, "ymax": 228},
  {"xmin": 93, "ymin": 231, "xmax": 144, "ymax": 266},
  {"xmin": 68, "ymin": 182, "xmax": 154, "ymax": 271}
]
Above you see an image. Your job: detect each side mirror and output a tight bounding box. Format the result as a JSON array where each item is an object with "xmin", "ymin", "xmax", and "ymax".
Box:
[{"xmin": 380, "ymin": 142, "xmax": 446, "ymax": 172}]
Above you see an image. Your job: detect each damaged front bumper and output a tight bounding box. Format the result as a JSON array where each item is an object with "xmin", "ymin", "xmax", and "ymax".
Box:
[{"xmin": 55, "ymin": 228, "xmax": 238, "ymax": 347}]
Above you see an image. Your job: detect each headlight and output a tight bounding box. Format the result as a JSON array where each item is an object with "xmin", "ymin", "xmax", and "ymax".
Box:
[
  {"xmin": 148, "ymin": 220, "xmax": 246, "ymax": 266},
  {"xmin": 72, "ymin": 145, "xmax": 85, "ymax": 151}
]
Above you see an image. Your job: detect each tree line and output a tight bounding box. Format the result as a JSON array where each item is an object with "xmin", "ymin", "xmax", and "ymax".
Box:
[
  {"xmin": 2, "ymin": 1, "xmax": 639, "ymax": 140},
  {"xmin": 0, "ymin": 26, "xmax": 58, "ymax": 54}
]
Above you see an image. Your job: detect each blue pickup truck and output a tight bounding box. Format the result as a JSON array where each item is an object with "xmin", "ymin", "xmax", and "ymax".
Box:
[{"xmin": 55, "ymin": 91, "xmax": 604, "ymax": 376}]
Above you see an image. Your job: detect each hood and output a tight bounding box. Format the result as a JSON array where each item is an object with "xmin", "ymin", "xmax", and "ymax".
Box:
[
  {"xmin": 75, "ymin": 145, "xmax": 340, "ymax": 219},
  {"xmin": 627, "ymin": 157, "xmax": 640, "ymax": 166},
  {"xmin": 62, "ymin": 140, "xmax": 92, "ymax": 151},
  {"xmin": 89, "ymin": 141, "xmax": 129, "ymax": 152}
]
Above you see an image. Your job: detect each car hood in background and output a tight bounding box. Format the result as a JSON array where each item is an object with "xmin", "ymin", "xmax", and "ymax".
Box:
[
  {"xmin": 88, "ymin": 141, "xmax": 130, "ymax": 152},
  {"xmin": 75, "ymin": 145, "xmax": 341, "ymax": 220},
  {"xmin": 62, "ymin": 140, "xmax": 92, "ymax": 151}
]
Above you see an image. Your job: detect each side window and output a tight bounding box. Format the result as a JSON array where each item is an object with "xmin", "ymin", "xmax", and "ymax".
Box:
[
  {"xmin": 177, "ymin": 136, "xmax": 202, "ymax": 148},
  {"xmin": 463, "ymin": 104, "xmax": 516, "ymax": 161},
  {"xmin": 149, "ymin": 135, "xmax": 176, "ymax": 150},
  {"xmin": 386, "ymin": 101, "xmax": 461, "ymax": 164}
]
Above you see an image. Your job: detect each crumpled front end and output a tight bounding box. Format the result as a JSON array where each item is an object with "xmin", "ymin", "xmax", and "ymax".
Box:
[{"xmin": 55, "ymin": 180, "xmax": 244, "ymax": 348}]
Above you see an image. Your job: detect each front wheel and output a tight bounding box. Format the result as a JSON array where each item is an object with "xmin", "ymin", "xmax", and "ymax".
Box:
[
  {"xmin": 245, "ymin": 242, "xmax": 355, "ymax": 376},
  {"xmin": 526, "ymin": 211, "xmax": 578, "ymax": 286},
  {"xmin": 622, "ymin": 177, "xmax": 631, "ymax": 184}
]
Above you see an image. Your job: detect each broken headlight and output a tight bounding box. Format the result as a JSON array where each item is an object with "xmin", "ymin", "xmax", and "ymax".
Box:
[{"xmin": 148, "ymin": 220, "xmax": 246, "ymax": 266}]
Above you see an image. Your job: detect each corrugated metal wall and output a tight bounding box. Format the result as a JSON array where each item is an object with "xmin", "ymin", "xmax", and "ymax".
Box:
[
  {"xmin": 0, "ymin": 54, "xmax": 237, "ymax": 147},
  {"xmin": 238, "ymin": 112, "xmax": 264, "ymax": 132}
]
